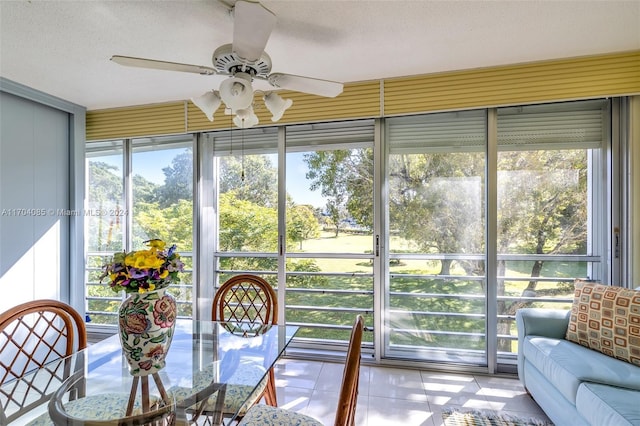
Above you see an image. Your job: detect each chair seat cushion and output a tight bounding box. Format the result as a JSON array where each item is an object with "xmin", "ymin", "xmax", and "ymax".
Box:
[
  {"xmin": 169, "ymin": 360, "xmax": 268, "ymax": 416},
  {"xmin": 238, "ymin": 404, "xmax": 323, "ymax": 426},
  {"xmin": 26, "ymin": 392, "xmax": 161, "ymax": 425}
]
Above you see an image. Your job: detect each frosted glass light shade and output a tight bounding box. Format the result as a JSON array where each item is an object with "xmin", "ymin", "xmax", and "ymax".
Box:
[
  {"xmin": 263, "ymin": 92, "xmax": 293, "ymax": 122},
  {"xmin": 191, "ymin": 90, "xmax": 222, "ymax": 121},
  {"xmin": 219, "ymin": 72, "xmax": 254, "ymax": 111},
  {"xmin": 233, "ymin": 106, "xmax": 259, "ymax": 128}
]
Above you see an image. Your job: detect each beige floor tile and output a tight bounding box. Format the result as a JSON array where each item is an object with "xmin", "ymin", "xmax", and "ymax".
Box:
[{"xmin": 273, "ymin": 359, "xmax": 549, "ymax": 426}]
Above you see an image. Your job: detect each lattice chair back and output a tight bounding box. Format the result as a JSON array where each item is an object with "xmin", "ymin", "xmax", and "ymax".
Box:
[
  {"xmin": 213, "ymin": 274, "xmax": 278, "ymax": 327},
  {"xmin": 0, "ymin": 299, "xmax": 87, "ymax": 424},
  {"xmin": 334, "ymin": 314, "xmax": 364, "ymax": 426}
]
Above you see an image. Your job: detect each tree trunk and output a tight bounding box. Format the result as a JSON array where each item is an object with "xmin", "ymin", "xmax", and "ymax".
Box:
[{"xmin": 439, "ymin": 259, "xmax": 452, "ymax": 275}]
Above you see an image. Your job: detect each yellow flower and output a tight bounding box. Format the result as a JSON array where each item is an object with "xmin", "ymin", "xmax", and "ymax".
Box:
[
  {"xmin": 159, "ymin": 270, "xmax": 169, "ymax": 279},
  {"xmin": 147, "ymin": 239, "xmax": 166, "ymax": 250},
  {"xmin": 125, "ymin": 250, "xmax": 164, "ymax": 269},
  {"xmin": 138, "ymin": 282, "xmax": 156, "ymax": 294}
]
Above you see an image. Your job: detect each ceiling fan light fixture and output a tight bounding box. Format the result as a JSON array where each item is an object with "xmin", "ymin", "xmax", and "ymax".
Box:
[
  {"xmin": 219, "ymin": 72, "xmax": 254, "ymax": 112},
  {"xmin": 263, "ymin": 92, "xmax": 293, "ymax": 122},
  {"xmin": 233, "ymin": 106, "xmax": 259, "ymax": 128},
  {"xmin": 191, "ymin": 90, "xmax": 222, "ymax": 122}
]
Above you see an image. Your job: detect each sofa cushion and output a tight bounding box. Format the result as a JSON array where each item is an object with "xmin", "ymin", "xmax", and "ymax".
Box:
[
  {"xmin": 565, "ymin": 281, "xmax": 640, "ymax": 366},
  {"xmin": 576, "ymin": 382, "xmax": 640, "ymax": 426},
  {"xmin": 522, "ymin": 335, "xmax": 640, "ymax": 404}
]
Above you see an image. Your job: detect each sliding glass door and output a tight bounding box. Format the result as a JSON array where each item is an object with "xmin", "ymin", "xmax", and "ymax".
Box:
[
  {"xmin": 494, "ymin": 99, "xmax": 608, "ymax": 364},
  {"xmin": 284, "ymin": 121, "xmax": 375, "ymax": 350},
  {"xmin": 385, "ymin": 110, "xmax": 488, "ymax": 366}
]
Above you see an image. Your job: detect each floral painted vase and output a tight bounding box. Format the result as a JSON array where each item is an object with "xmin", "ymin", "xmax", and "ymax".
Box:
[{"xmin": 118, "ymin": 287, "xmax": 177, "ymax": 376}]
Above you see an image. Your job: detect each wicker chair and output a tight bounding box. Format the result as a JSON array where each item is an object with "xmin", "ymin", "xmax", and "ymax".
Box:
[
  {"xmin": 238, "ymin": 315, "xmax": 364, "ymax": 426},
  {"xmin": 194, "ymin": 274, "xmax": 279, "ymax": 424},
  {"xmin": 0, "ymin": 299, "xmax": 87, "ymax": 424}
]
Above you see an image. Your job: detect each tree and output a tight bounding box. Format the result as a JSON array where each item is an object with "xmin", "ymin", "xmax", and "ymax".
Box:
[
  {"xmin": 87, "ymin": 161, "xmax": 124, "ymax": 251},
  {"xmin": 287, "ymin": 204, "xmax": 320, "ymax": 250},
  {"xmin": 388, "ymin": 152, "xmax": 485, "ymax": 274},
  {"xmin": 218, "ymin": 193, "xmax": 278, "ymax": 252},
  {"xmin": 157, "ymin": 150, "xmax": 192, "ymax": 207},
  {"xmin": 219, "ymin": 155, "xmax": 278, "ymax": 207},
  {"xmin": 304, "ymin": 149, "xmax": 373, "ymax": 236},
  {"xmin": 135, "ymin": 199, "xmax": 193, "ymax": 251},
  {"xmin": 495, "ymin": 149, "xmax": 587, "ymax": 350},
  {"xmin": 133, "ymin": 174, "xmax": 160, "ymax": 204}
]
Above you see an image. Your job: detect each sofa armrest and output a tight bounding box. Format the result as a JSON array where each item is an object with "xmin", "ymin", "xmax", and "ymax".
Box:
[
  {"xmin": 516, "ymin": 308, "xmax": 570, "ymax": 385},
  {"xmin": 516, "ymin": 308, "xmax": 570, "ymax": 340}
]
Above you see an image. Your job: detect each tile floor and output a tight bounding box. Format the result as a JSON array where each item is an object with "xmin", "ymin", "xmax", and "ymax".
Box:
[{"xmin": 270, "ymin": 358, "xmax": 552, "ymax": 426}]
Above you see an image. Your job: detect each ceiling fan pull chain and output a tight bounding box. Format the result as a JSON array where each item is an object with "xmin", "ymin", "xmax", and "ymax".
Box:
[
  {"xmin": 229, "ymin": 113, "xmax": 233, "ymax": 156},
  {"xmin": 241, "ymin": 124, "xmax": 245, "ymax": 182}
]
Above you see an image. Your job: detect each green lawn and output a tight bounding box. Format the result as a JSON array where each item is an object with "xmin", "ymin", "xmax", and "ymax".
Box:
[{"xmin": 286, "ymin": 231, "xmax": 577, "ymax": 349}]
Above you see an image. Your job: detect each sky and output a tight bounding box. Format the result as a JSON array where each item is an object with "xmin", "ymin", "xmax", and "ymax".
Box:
[{"xmin": 91, "ymin": 149, "xmax": 325, "ymax": 208}]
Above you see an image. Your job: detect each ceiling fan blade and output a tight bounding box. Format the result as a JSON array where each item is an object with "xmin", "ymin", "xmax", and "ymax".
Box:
[
  {"xmin": 232, "ymin": 0, "xmax": 277, "ymax": 62},
  {"xmin": 111, "ymin": 55, "xmax": 217, "ymax": 75},
  {"xmin": 267, "ymin": 73, "xmax": 344, "ymax": 98}
]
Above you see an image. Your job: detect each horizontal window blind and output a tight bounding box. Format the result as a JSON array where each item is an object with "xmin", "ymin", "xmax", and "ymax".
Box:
[
  {"xmin": 86, "ymin": 139, "xmax": 123, "ymax": 157},
  {"xmin": 387, "ymin": 99, "xmax": 608, "ymax": 153},
  {"xmin": 497, "ymin": 99, "xmax": 607, "ymax": 150},
  {"xmin": 209, "ymin": 127, "xmax": 278, "ymax": 156},
  {"xmin": 384, "ymin": 51, "xmax": 639, "ymax": 116},
  {"xmin": 387, "ymin": 110, "xmax": 486, "ymax": 153},
  {"xmin": 286, "ymin": 119, "xmax": 375, "ymax": 152},
  {"xmin": 86, "ymin": 102, "xmax": 186, "ymax": 140},
  {"xmin": 131, "ymin": 134, "xmax": 194, "ymax": 153}
]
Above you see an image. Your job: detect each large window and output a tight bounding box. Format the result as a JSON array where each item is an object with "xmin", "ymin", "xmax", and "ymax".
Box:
[
  {"xmin": 84, "ymin": 99, "xmax": 616, "ymax": 372},
  {"xmin": 85, "ymin": 140, "xmax": 124, "ymax": 324},
  {"xmin": 85, "ymin": 135, "xmax": 194, "ymax": 326}
]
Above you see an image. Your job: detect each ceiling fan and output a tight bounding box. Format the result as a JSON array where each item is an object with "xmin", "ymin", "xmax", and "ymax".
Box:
[{"xmin": 111, "ymin": 0, "xmax": 344, "ymax": 128}]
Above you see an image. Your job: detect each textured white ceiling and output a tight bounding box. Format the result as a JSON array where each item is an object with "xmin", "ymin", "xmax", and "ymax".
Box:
[{"xmin": 1, "ymin": 0, "xmax": 639, "ymax": 111}]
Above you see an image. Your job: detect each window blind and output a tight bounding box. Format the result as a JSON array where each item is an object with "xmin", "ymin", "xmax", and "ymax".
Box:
[
  {"xmin": 387, "ymin": 110, "xmax": 486, "ymax": 154},
  {"xmin": 497, "ymin": 99, "xmax": 607, "ymax": 150},
  {"xmin": 285, "ymin": 119, "xmax": 375, "ymax": 152}
]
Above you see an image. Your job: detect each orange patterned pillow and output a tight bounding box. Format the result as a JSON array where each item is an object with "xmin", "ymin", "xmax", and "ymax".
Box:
[{"xmin": 565, "ymin": 280, "xmax": 640, "ymax": 366}]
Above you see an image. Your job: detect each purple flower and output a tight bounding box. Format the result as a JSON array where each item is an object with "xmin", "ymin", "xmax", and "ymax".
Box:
[{"xmin": 129, "ymin": 268, "xmax": 147, "ymax": 279}]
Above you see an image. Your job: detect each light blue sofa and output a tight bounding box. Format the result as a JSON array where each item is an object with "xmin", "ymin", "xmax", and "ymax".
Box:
[{"xmin": 516, "ymin": 308, "xmax": 640, "ymax": 426}]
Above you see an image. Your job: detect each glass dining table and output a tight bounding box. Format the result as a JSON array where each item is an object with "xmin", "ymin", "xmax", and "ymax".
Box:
[{"xmin": 4, "ymin": 319, "xmax": 298, "ymax": 425}]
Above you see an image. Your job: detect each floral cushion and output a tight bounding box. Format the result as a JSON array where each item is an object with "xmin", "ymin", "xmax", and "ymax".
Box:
[
  {"xmin": 168, "ymin": 360, "xmax": 268, "ymax": 416},
  {"xmin": 565, "ymin": 280, "xmax": 640, "ymax": 366},
  {"xmin": 238, "ymin": 404, "xmax": 323, "ymax": 426},
  {"xmin": 25, "ymin": 393, "xmax": 161, "ymax": 425}
]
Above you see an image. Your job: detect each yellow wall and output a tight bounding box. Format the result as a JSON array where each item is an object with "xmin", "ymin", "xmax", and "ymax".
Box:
[{"xmin": 86, "ymin": 50, "xmax": 640, "ymax": 141}]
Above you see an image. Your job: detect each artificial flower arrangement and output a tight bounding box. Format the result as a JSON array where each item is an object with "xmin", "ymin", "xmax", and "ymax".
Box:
[{"xmin": 100, "ymin": 239, "xmax": 185, "ymax": 294}]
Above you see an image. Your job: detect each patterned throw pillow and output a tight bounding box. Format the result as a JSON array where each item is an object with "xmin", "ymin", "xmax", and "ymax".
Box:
[{"xmin": 565, "ymin": 280, "xmax": 640, "ymax": 366}]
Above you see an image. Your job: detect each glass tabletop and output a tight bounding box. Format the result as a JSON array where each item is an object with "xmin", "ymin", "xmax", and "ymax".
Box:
[{"xmin": 3, "ymin": 320, "xmax": 298, "ymax": 425}]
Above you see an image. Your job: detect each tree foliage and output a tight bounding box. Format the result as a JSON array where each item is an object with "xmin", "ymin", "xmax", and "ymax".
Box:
[
  {"xmin": 287, "ymin": 203, "xmax": 320, "ymax": 250},
  {"xmin": 388, "ymin": 152, "xmax": 485, "ymax": 274},
  {"xmin": 303, "ymin": 148, "xmax": 373, "ymax": 236},
  {"xmin": 219, "ymin": 155, "xmax": 277, "ymax": 207},
  {"xmin": 158, "ymin": 151, "xmax": 193, "ymax": 207},
  {"xmin": 218, "ymin": 192, "xmax": 278, "ymax": 252}
]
